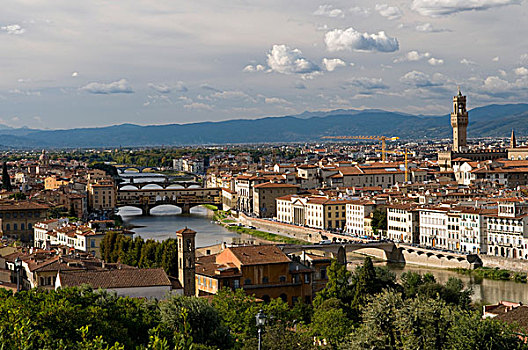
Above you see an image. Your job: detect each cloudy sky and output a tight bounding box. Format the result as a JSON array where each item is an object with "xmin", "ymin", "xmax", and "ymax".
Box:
[{"xmin": 1, "ymin": 0, "xmax": 528, "ymax": 129}]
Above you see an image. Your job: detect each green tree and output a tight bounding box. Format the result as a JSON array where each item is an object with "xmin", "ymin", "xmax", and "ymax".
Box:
[
  {"xmin": 446, "ymin": 310, "xmax": 527, "ymax": 350},
  {"xmin": 371, "ymin": 208, "xmax": 387, "ymax": 233},
  {"xmin": 314, "ymin": 261, "xmax": 353, "ymax": 307},
  {"xmin": 160, "ymin": 295, "xmax": 232, "ymax": 349},
  {"xmin": 311, "ymin": 298, "xmax": 352, "ymax": 348}
]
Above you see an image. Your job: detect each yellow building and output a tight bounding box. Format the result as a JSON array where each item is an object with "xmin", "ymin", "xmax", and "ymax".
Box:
[
  {"xmin": 44, "ymin": 176, "xmax": 70, "ymax": 190},
  {"xmin": 87, "ymin": 180, "xmax": 116, "ymax": 211}
]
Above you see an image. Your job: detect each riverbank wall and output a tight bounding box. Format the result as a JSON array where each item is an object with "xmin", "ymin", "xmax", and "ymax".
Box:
[{"xmin": 480, "ymin": 255, "xmax": 528, "ymax": 272}]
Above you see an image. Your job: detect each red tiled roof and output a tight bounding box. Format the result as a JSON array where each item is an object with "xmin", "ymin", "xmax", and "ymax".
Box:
[{"xmin": 58, "ymin": 268, "xmax": 171, "ymax": 289}]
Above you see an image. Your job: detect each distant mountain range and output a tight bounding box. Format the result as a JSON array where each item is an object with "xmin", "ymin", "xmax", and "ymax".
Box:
[{"xmin": 1, "ymin": 103, "xmax": 528, "ymax": 148}]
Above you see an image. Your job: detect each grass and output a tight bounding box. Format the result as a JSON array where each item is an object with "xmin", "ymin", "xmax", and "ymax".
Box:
[
  {"xmin": 205, "ymin": 205, "xmax": 307, "ymax": 245},
  {"xmin": 226, "ymin": 225, "xmax": 308, "ymax": 245},
  {"xmin": 451, "ymin": 266, "xmax": 527, "ymax": 283},
  {"xmin": 201, "ymin": 204, "xmax": 219, "ymax": 211}
]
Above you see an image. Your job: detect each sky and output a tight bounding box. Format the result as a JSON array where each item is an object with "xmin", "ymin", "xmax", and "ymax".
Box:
[{"xmin": 1, "ymin": 0, "xmax": 528, "ymax": 129}]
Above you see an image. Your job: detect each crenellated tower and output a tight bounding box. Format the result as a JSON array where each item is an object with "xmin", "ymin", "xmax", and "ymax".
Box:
[{"xmin": 451, "ymin": 88, "xmax": 468, "ymax": 152}]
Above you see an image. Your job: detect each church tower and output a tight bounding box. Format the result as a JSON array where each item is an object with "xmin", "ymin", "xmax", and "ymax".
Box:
[
  {"xmin": 177, "ymin": 227, "xmax": 196, "ymax": 296},
  {"xmin": 510, "ymin": 129, "xmax": 517, "ymax": 148},
  {"xmin": 451, "ymin": 88, "xmax": 469, "ymax": 152}
]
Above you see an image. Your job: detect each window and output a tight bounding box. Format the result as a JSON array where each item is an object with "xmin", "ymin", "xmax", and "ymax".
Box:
[
  {"xmin": 13, "ymin": 224, "xmax": 17, "ymax": 231},
  {"xmin": 279, "ymin": 275, "xmax": 286, "ymax": 283},
  {"xmin": 320, "ymin": 268, "xmax": 327, "ymax": 279},
  {"xmin": 262, "ymin": 276, "xmax": 269, "ymax": 284},
  {"xmin": 244, "ymin": 278, "xmax": 252, "ymax": 285},
  {"xmin": 304, "ymin": 273, "xmax": 311, "ymax": 284},
  {"xmin": 233, "ymin": 280, "xmax": 240, "ymax": 289}
]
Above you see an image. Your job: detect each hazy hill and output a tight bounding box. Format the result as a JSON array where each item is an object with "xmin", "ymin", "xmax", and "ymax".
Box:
[{"xmin": 1, "ymin": 103, "xmax": 527, "ymax": 148}]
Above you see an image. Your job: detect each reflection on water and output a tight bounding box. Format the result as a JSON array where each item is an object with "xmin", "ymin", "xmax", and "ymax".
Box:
[
  {"xmin": 348, "ymin": 253, "xmax": 528, "ymax": 304},
  {"xmin": 118, "ymin": 205, "xmax": 240, "ymax": 248}
]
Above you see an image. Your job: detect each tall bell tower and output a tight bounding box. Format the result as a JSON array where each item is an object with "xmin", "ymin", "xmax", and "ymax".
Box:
[
  {"xmin": 451, "ymin": 88, "xmax": 468, "ymax": 152},
  {"xmin": 177, "ymin": 227, "xmax": 196, "ymax": 296}
]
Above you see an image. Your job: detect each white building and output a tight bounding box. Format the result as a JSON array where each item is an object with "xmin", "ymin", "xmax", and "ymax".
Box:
[
  {"xmin": 345, "ymin": 200, "xmax": 376, "ymax": 237},
  {"xmin": 418, "ymin": 206, "xmax": 450, "ymax": 249},
  {"xmin": 486, "ymin": 201, "xmax": 528, "ymax": 259},
  {"xmin": 386, "ymin": 204, "xmax": 419, "ymax": 244},
  {"xmin": 459, "ymin": 208, "xmax": 489, "ymax": 254}
]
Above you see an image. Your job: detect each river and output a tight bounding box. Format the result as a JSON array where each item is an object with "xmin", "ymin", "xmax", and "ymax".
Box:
[{"xmin": 118, "ymin": 205, "xmax": 241, "ymax": 247}]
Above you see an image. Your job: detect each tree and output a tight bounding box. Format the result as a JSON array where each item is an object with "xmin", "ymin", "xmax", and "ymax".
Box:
[
  {"xmin": 1, "ymin": 162, "xmax": 11, "ymax": 191},
  {"xmin": 160, "ymin": 295, "xmax": 232, "ymax": 349},
  {"xmin": 314, "ymin": 261, "xmax": 353, "ymax": 308},
  {"xmin": 311, "ymin": 298, "xmax": 352, "ymax": 348},
  {"xmin": 344, "ymin": 290, "xmax": 404, "ymax": 350},
  {"xmin": 371, "ymin": 208, "xmax": 387, "ymax": 233}
]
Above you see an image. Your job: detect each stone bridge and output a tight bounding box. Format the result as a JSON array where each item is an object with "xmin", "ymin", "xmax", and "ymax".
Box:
[
  {"xmin": 279, "ymin": 242, "xmax": 482, "ymax": 269},
  {"xmin": 115, "ymin": 166, "xmax": 160, "ymax": 173},
  {"xmin": 280, "ymin": 242, "xmax": 402, "ymax": 264},
  {"xmin": 117, "ymin": 187, "xmax": 221, "ymax": 215},
  {"xmin": 117, "ymin": 180, "xmax": 201, "ymax": 190}
]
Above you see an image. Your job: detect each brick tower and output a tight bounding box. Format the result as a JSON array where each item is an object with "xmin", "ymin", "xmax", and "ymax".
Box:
[{"xmin": 177, "ymin": 227, "xmax": 196, "ymax": 296}]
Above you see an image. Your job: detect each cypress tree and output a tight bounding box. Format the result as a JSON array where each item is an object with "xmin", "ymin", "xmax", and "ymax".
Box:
[{"xmin": 2, "ymin": 162, "xmax": 12, "ymax": 191}]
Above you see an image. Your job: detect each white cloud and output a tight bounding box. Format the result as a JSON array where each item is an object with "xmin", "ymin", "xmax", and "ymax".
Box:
[
  {"xmin": 147, "ymin": 81, "xmax": 187, "ymax": 93},
  {"xmin": 313, "ymin": 5, "xmax": 344, "ymax": 18},
  {"xmin": 72, "ymin": 72, "xmax": 79, "ymax": 77},
  {"xmin": 1, "ymin": 24, "xmax": 25, "ymax": 35},
  {"xmin": 415, "ymin": 22, "xmax": 449, "ymax": 32},
  {"xmin": 499, "ymin": 69, "xmax": 507, "ymax": 77},
  {"xmin": 479, "ymin": 75, "xmax": 528, "ymax": 97},
  {"xmin": 81, "ymin": 79, "xmax": 133, "ymax": 94},
  {"xmin": 266, "ymin": 44, "xmax": 320, "ymax": 75},
  {"xmin": 375, "ymin": 4, "xmax": 402, "ymax": 20},
  {"xmin": 492, "ymin": 56, "xmax": 500, "ymax": 62},
  {"xmin": 347, "ymin": 77, "xmax": 389, "ymax": 90},
  {"xmin": 428, "ymin": 57, "xmax": 444, "ymax": 65},
  {"xmin": 184, "ymin": 102, "xmax": 213, "ymax": 111},
  {"xmin": 400, "ymin": 71, "xmax": 445, "ymax": 87},
  {"xmin": 521, "ymin": 54, "xmax": 528, "ymax": 64},
  {"xmin": 482, "ymin": 76, "xmax": 511, "ymax": 93},
  {"xmin": 322, "ymin": 58, "xmax": 346, "ymax": 72},
  {"xmin": 243, "ymin": 64, "xmax": 265, "ymax": 73},
  {"xmin": 394, "ymin": 50, "xmax": 431, "ymax": 63},
  {"xmin": 514, "ymin": 67, "xmax": 528, "ymax": 76},
  {"xmin": 147, "ymin": 83, "xmax": 171, "ymax": 93},
  {"xmin": 411, "ymin": 0, "xmax": 521, "ymax": 17},
  {"xmin": 460, "ymin": 58, "xmax": 477, "ymax": 66},
  {"xmin": 264, "ymin": 97, "xmax": 291, "ymax": 104},
  {"xmin": 325, "ymin": 27, "xmax": 399, "ymax": 52},
  {"xmin": 349, "ymin": 6, "xmax": 371, "ymax": 17}
]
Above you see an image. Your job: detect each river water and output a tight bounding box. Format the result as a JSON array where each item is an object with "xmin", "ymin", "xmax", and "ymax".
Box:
[
  {"xmin": 118, "ymin": 205, "xmax": 240, "ymax": 247},
  {"xmin": 117, "ymin": 172, "xmax": 528, "ymax": 304}
]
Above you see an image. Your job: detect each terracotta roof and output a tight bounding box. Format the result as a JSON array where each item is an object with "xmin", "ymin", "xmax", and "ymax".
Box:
[
  {"xmin": 0, "ymin": 200, "xmax": 49, "ymax": 210},
  {"xmin": 176, "ymin": 227, "xmax": 196, "ymax": 235},
  {"xmin": 223, "ymin": 245, "xmax": 291, "ymax": 265},
  {"xmin": 495, "ymin": 305, "xmax": 528, "ymax": 334},
  {"xmin": 253, "ymin": 182, "xmax": 299, "ymax": 189},
  {"xmin": 58, "ymin": 268, "xmax": 171, "ymax": 289}
]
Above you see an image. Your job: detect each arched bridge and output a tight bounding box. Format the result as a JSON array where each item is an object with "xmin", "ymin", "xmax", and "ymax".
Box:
[
  {"xmin": 280, "ymin": 242, "xmax": 482, "ymax": 268},
  {"xmin": 117, "ymin": 187, "xmax": 221, "ymax": 215},
  {"xmin": 280, "ymin": 242, "xmax": 402, "ymax": 264},
  {"xmin": 115, "ymin": 166, "xmax": 160, "ymax": 173},
  {"xmin": 117, "ymin": 180, "xmax": 201, "ymax": 190}
]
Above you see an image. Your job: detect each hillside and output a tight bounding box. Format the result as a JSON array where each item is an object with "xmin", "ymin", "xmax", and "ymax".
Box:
[{"xmin": 0, "ymin": 103, "xmax": 527, "ymax": 148}]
